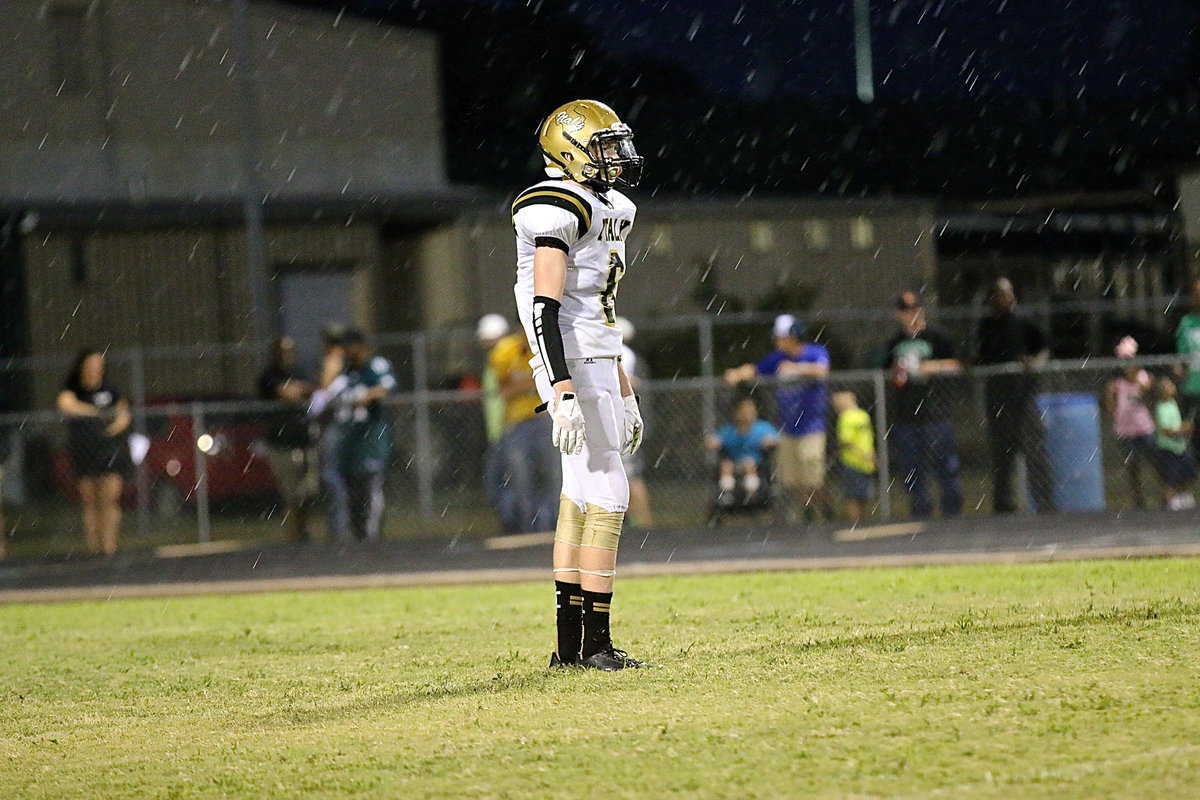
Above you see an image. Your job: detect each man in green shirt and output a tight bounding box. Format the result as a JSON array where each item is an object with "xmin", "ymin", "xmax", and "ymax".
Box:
[
  {"xmin": 1175, "ymin": 277, "xmax": 1200, "ymax": 454},
  {"xmin": 329, "ymin": 329, "xmax": 396, "ymax": 541}
]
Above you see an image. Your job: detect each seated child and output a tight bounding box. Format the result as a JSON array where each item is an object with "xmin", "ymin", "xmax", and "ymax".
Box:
[
  {"xmin": 708, "ymin": 397, "xmax": 778, "ymax": 504},
  {"xmin": 1152, "ymin": 375, "xmax": 1199, "ymax": 510},
  {"xmin": 832, "ymin": 391, "xmax": 876, "ymax": 523}
]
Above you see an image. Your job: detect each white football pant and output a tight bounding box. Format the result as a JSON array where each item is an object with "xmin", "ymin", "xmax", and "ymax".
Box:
[{"xmin": 535, "ymin": 356, "xmax": 630, "ymax": 515}]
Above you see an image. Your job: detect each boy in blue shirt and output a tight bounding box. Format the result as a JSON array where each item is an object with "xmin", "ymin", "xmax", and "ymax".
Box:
[{"xmin": 709, "ymin": 396, "xmax": 778, "ymax": 504}]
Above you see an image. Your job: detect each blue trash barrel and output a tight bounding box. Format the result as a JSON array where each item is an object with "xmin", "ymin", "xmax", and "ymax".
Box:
[{"xmin": 1036, "ymin": 393, "xmax": 1105, "ymax": 512}]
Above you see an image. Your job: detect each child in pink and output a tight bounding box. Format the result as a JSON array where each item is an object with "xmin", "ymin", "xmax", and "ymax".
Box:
[{"xmin": 1104, "ymin": 336, "xmax": 1156, "ymax": 508}]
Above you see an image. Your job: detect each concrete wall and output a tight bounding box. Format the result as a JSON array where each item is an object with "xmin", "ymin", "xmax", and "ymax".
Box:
[
  {"xmin": 409, "ymin": 197, "xmax": 937, "ymax": 371},
  {"xmin": 452, "ymin": 198, "xmax": 937, "ymax": 320},
  {"xmin": 19, "ymin": 196, "xmax": 938, "ymax": 399},
  {"xmin": 0, "ymin": 0, "xmax": 444, "ymax": 204},
  {"xmin": 23, "ymin": 220, "xmax": 383, "ymax": 404}
]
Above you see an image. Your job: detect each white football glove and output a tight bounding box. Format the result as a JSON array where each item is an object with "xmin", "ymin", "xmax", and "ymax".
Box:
[
  {"xmin": 621, "ymin": 394, "xmax": 644, "ymax": 456},
  {"xmin": 551, "ymin": 392, "xmax": 586, "ymax": 455}
]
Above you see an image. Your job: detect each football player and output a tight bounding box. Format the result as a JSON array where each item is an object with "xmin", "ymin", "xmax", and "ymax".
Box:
[{"xmin": 512, "ymin": 99, "xmax": 647, "ymax": 671}]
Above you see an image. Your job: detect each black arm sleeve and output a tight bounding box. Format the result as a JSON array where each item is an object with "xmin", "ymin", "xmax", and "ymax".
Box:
[
  {"xmin": 534, "ymin": 236, "xmax": 569, "ymax": 253},
  {"xmin": 533, "ymin": 295, "xmax": 571, "ymax": 385}
]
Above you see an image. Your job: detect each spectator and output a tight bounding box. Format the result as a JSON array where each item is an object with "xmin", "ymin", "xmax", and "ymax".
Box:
[
  {"xmin": 832, "ymin": 391, "xmax": 875, "ymax": 524},
  {"xmin": 882, "ymin": 291, "xmax": 963, "ymax": 517},
  {"xmin": 56, "ymin": 349, "xmax": 131, "ymax": 555},
  {"xmin": 487, "ymin": 322, "xmax": 560, "ymax": 533},
  {"xmin": 616, "ymin": 316, "xmax": 654, "ymax": 528},
  {"xmin": 976, "ymin": 278, "xmax": 1055, "ymax": 514},
  {"xmin": 477, "ymin": 314, "xmax": 511, "ymax": 446},
  {"xmin": 725, "ymin": 314, "xmax": 832, "ymax": 521},
  {"xmin": 309, "ymin": 324, "xmax": 351, "ymax": 540},
  {"xmin": 708, "ymin": 396, "xmax": 777, "ymax": 505},
  {"xmin": 258, "ymin": 336, "xmax": 317, "ymax": 542},
  {"xmin": 1151, "ymin": 375, "xmax": 1198, "ymax": 510},
  {"xmin": 1104, "ymin": 336, "xmax": 1157, "ymax": 509},
  {"xmin": 477, "ymin": 314, "xmax": 519, "ymax": 531},
  {"xmin": 328, "ymin": 329, "xmax": 396, "ymax": 541},
  {"xmin": 1174, "ymin": 276, "xmax": 1200, "ymax": 454}
]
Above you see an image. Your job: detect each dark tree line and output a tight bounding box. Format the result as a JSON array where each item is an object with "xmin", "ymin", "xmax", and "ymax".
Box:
[{"xmin": 283, "ymin": 0, "xmax": 1200, "ymax": 201}]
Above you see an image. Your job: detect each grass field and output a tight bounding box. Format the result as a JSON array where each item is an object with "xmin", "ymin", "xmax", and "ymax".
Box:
[{"xmin": 3, "ymin": 558, "xmax": 1200, "ymax": 799}]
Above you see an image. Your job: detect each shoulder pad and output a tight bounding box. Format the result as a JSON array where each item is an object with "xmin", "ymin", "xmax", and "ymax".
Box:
[{"xmin": 511, "ymin": 184, "xmax": 592, "ymax": 239}]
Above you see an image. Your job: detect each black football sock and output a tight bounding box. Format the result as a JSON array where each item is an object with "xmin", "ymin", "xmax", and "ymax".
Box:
[
  {"xmin": 580, "ymin": 589, "xmax": 614, "ymax": 659},
  {"xmin": 554, "ymin": 580, "xmax": 584, "ymax": 662}
]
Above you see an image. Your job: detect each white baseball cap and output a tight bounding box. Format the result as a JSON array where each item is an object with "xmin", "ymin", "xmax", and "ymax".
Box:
[
  {"xmin": 773, "ymin": 314, "xmax": 798, "ymax": 339},
  {"xmin": 476, "ymin": 313, "xmax": 510, "ymax": 341}
]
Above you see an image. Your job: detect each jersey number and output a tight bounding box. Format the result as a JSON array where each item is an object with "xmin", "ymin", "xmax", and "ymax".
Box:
[{"xmin": 601, "ymin": 251, "xmax": 625, "ymax": 325}]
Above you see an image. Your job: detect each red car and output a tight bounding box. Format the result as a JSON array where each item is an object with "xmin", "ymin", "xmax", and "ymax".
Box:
[{"xmin": 52, "ymin": 406, "xmax": 281, "ymax": 516}]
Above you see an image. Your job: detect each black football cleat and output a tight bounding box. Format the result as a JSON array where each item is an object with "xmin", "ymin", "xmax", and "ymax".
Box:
[
  {"xmin": 548, "ymin": 652, "xmax": 578, "ymax": 668},
  {"xmin": 579, "ymin": 647, "xmax": 645, "ymax": 672}
]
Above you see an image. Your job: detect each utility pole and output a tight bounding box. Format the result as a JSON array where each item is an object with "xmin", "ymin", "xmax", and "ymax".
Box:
[
  {"xmin": 853, "ymin": 0, "xmax": 875, "ymax": 103},
  {"xmin": 232, "ymin": 0, "xmax": 272, "ymax": 357}
]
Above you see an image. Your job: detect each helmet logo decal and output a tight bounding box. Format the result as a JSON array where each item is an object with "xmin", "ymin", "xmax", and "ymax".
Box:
[{"xmin": 554, "ymin": 111, "xmax": 586, "ymax": 132}]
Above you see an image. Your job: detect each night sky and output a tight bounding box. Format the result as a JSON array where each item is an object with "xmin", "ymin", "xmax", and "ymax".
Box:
[
  {"xmin": 282, "ymin": 0, "xmax": 1200, "ymax": 199},
  {"xmin": 342, "ymin": 0, "xmax": 1196, "ymax": 99},
  {"xmin": 575, "ymin": 0, "xmax": 1195, "ymax": 100}
]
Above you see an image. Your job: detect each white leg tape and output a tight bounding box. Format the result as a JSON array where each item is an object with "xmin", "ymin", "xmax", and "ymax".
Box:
[
  {"xmin": 553, "ymin": 567, "xmax": 581, "ymax": 574},
  {"xmin": 578, "ymin": 568, "xmax": 616, "ymax": 577}
]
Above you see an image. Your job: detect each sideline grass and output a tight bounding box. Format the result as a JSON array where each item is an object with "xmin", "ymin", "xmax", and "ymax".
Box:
[{"xmin": 2, "ymin": 558, "xmax": 1199, "ymax": 799}]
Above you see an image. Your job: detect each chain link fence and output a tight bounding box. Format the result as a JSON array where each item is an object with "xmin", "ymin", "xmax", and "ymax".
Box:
[
  {"xmin": 3, "ymin": 295, "xmax": 1182, "ymax": 407},
  {"xmin": 1, "ymin": 349, "xmax": 1194, "ymax": 559},
  {"xmin": 2, "ymin": 295, "xmax": 1194, "ymax": 557}
]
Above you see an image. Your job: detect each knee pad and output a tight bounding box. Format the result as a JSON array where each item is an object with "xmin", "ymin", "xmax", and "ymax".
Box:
[
  {"xmin": 580, "ymin": 503, "xmax": 624, "ymax": 551},
  {"xmin": 554, "ymin": 495, "xmax": 585, "ymax": 547}
]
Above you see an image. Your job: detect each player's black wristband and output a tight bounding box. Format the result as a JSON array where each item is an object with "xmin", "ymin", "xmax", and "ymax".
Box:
[{"xmin": 533, "ymin": 295, "xmax": 571, "ymax": 385}]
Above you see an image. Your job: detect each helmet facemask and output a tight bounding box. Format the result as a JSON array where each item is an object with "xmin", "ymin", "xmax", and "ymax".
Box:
[{"xmin": 582, "ymin": 124, "xmax": 644, "ymax": 190}]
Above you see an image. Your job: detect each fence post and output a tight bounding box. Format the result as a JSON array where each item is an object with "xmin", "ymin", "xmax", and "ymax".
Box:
[
  {"xmin": 698, "ymin": 317, "xmax": 717, "ymax": 457},
  {"xmin": 130, "ymin": 347, "xmax": 149, "ymax": 538},
  {"xmin": 412, "ymin": 333, "xmax": 435, "ymax": 522},
  {"xmin": 872, "ymin": 369, "xmax": 892, "ymax": 519},
  {"xmin": 191, "ymin": 401, "xmax": 211, "ymax": 543}
]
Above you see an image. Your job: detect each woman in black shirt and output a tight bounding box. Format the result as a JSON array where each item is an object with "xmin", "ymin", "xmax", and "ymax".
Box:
[{"xmin": 57, "ymin": 349, "xmax": 131, "ymax": 555}]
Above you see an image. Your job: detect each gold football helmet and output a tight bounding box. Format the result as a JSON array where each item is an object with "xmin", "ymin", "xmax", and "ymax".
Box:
[{"xmin": 537, "ymin": 99, "xmax": 644, "ymax": 190}]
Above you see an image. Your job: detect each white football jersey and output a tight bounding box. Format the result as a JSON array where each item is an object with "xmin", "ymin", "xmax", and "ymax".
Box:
[{"xmin": 512, "ymin": 180, "xmax": 637, "ymax": 363}]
